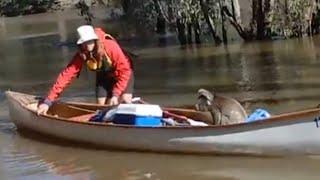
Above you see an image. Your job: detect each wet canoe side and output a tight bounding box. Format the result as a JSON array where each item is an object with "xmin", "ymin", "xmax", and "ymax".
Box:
[{"xmin": 6, "ymin": 91, "xmax": 320, "ymax": 155}]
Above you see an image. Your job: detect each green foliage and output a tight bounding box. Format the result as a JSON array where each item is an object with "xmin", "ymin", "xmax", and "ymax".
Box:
[
  {"xmin": 125, "ymin": 0, "xmax": 320, "ymax": 42},
  {"xmin": 73, "ymin": 0, "xmax": 111, "ymax": 24},
  {"xmin": 2, "ymin": 0, "xmax": 319, "ymax": 42},
  {"xmin": 176, "ymin": 0, "xmax": 201, "ymax": 23},
  {"xmin": 127, "ymin": 0, "xmax": 220, "ymax": 32},
  {"xmin": 75, "ymin": 0, "xmax": 95, "ymax": 24},
  {"xmin": 131, "ymin": 1, "xmax": 158, "ymax": 29},
  {"xmin": 268, "ymin": 0, "xmax": 313, "ymax": 38},
  {"xmin": 0, "ymin": 0, "xmax": 60, "ymax": 17}
]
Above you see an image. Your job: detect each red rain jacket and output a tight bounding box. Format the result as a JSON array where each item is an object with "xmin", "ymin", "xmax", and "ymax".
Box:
[{"xmin": 46, "ymin": 28, "xmax": 132, "ymax": 102}]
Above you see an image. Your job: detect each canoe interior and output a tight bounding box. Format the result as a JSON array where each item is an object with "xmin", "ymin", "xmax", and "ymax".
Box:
[
  {"xmin": 18, "ymin": 94, "xmax": 215, "ymax": 124},
  {"xmin": 49, "ymin": 102, "xmax": 214, "ymax": 124}
]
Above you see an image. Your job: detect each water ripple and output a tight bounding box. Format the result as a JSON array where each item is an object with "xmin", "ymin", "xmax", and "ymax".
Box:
[{"xmin": 1, "ymin": 145, "xmax": 94, "ymax": 179}]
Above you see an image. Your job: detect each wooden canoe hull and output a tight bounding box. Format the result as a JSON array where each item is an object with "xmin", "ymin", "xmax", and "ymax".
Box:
[{"xmin": 6, "ymin": 91, "xmax": 320, "ymax": 155}]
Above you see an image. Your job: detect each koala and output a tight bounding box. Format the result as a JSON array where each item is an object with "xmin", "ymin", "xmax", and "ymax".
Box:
[
  {"xmin": 195, "ymin": 88, "xmax": 246, "ymax": 125},
  {"xmin": 195, "ymin": 89, "xmax": 229, "ymax": 125}
]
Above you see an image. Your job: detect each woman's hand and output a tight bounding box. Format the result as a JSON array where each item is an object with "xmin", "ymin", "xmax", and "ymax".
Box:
[
  {"xmin": 107, "ymin": 96, "xmax": 119, "ymax": 106},
  {"xmin": 37, "ymin": 103, "xmax": 49, "ymax": 115}
]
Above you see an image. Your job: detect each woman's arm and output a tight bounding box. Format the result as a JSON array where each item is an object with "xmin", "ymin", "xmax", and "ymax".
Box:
[{"xmin": 45, "ymin": 53, "xmax": 83, "ymax": 105}]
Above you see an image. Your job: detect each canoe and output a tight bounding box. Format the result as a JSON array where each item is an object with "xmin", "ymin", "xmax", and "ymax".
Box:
[{"xmin": 6, "ymin": 90, "xmax": 320, "ymax": 156}]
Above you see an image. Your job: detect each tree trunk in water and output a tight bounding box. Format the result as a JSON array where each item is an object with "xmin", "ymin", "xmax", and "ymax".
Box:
[
  {"xmin": 153, "ymin": 0, "xmax": 168, "ymax": 46},
  {"xmin": 223, "ymin": 1, "xmax": 254, "ymax": 41},
  {"xmin": 311, "ymin": 0, "xmax": 320, "ymax": 34},
  {"xmin": 187, "ymin": 22, "xmax": 193, "ymax": 44},
  {"xmin": 251, "ymin": 0, "xmax": 265, "ymax": 39},
  {"xmin": 156, "ymin": 16, "xmax": 166, "ymax": 35},
  {"xmin": 177, "ymin": 18, "xmax": 187, "ymax": 45},
  {"xmin": 264, "ymin": 0, "xmax": 272, "ymax": 37},
  {"xmin": 256, "ymin": 0, "xmax": 265, "ymax": 40},
  {"xmin": 193, "ymin": 18, "xmax": 201, "ymax": 44},
  {"xmin": 307, "ymin": 0, "xmax": 317, "ymax": 35},
  {"xmin": 219, "ymin": 0, "xmax": 228, "ymax": 44},
  {"xmin": 252, "ymin": 0, "xmax": 257, "ymax": 27},
  {"xmin": 156, "ymin": 16, "xmax": 167, "ymax": 46},
  {"xmin": 200, "ymin": 0, "xmax": 222, "ymax": 45},
  {"xmin": 121, "ymin": 0, "xmax": 133, "ymax": 14}
]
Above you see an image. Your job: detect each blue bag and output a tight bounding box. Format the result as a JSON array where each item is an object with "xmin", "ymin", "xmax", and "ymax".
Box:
[{"xmin": 246, "ymin": 108, "xmax": 271, "ymax": 123}]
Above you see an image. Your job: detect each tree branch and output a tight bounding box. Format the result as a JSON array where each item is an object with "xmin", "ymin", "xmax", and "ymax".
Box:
[
  {"xmin": 222, "ymin": 6, "xmax": 254, "ymax": 41},
  {"xmin": 153, "ymin": 0, "xmax": 170, "ymax": 23}
]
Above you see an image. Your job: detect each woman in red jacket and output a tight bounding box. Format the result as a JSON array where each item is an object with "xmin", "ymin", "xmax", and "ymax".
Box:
[{"xmin": 37, "ymin": 25, "xmax": 134, "ymax": 115}]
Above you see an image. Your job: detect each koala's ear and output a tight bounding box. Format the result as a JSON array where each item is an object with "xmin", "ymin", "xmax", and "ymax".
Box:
[
  {"xmin": 197, "ymin": 88, "xmax": 214, "ymax": 101},
  {"xmin": 197, "ymin": 88, "xmax": 207, "ymax": 94}
]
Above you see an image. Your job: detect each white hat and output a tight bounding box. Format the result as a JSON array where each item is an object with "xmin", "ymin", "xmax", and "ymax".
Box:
[{"xmin": 76, "ymin": 25, "xmax": 98, "ymax": 45}]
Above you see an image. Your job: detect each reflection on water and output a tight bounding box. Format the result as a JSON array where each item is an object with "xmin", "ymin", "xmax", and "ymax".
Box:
[
  {"xmin": 2, "ymin": 147, "xmax": 93, "ymax": 180},
  {"xmin": 2, "ymin": 132, "xmax": 320, "ymax": 180},
  {"xmin": 134, "ymin": 37, "xmax": 320, "ymax": 113},
  {"xmin": 2, "ymin": 11, "xmax": 320, "ymax": 180}
]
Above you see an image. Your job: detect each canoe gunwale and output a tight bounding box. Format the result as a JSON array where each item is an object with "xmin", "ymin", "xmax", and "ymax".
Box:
[{"xmin": 5, "ymin": 91, "xmax": 320, "ymax": 130}]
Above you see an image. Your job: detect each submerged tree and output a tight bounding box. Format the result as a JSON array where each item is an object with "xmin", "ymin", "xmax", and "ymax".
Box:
[
  {"xmin": 121, "ymin": 0, "xmax": 224, "ymax": 45},
  {"xmin": 221, "ymin": 0, "xmax": 271, "ymax": 41},
  {"xmin": 121, "ymin": 0, "xmax": 320, "ymax": 44},
  {"xmin": 223, "ymin": 0, "xmax": 320, "ymax": 40},
  {"xmin": 3, "ymin": 0, "xmax": 320, "ymax": 45}
]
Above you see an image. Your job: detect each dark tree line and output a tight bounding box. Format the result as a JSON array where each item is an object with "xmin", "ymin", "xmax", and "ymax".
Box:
[
  {"xmin": 121, "ymin": 0, "xmax": 320, "ymax": 45},
  {"xmin": 3, "ymin": 0, "xmax": 320, "ymax": 46},
  {"xmin": 0, "ymin": 0, "xmax": 60, "ymax": 17}
]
